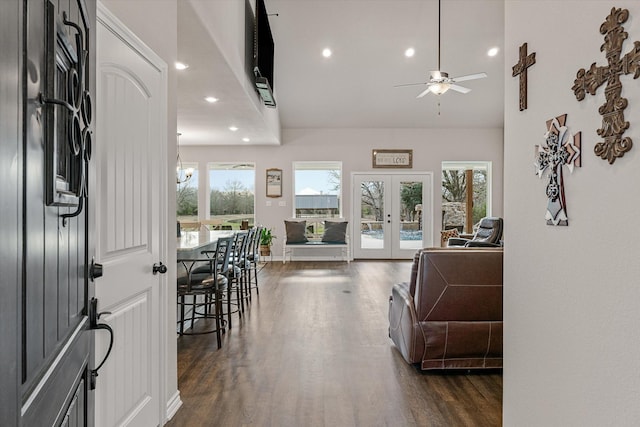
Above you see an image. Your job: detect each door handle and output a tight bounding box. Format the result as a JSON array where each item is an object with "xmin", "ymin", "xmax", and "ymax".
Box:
[
  {"xmin": 89, "ymin": 297, "xmax": 113, "ymax": 390},
  {"xmin": 153, "ymin": 262, "xmax": 168, "ymax": 275},
  {"xmin": 90, "ymin": 257, "xmax": 103, "ymax": 281}
]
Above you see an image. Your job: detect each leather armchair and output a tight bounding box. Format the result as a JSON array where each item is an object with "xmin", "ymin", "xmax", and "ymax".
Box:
[
  {"xmin": 388, "ymin": 248, "xmax": 503, "ymax": 370},
  {"xmin": 447, "ymin": 217, "xmax": 503, "ymax": 247}
]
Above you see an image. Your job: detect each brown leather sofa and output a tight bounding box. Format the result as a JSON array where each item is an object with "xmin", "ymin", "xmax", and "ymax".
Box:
[{"xmin": 388, "ymin": 248, "xmax": 503, "ymax": 370}]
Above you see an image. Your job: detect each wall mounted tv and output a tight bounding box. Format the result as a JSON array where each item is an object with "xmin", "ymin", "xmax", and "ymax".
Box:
[{"xmin": 254, "ymin": 0, "xmax": 274, "ymax": 90}]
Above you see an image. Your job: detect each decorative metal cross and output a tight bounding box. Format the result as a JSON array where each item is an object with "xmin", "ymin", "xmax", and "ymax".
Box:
[
  {"xmin": 512, "ymin": 42, "xmax": 536, "ymax": 111},
  {"xmin": 572, "ymin": 7, "xmax": 640, "ymax": 164},
  {"xmin": 535, "ymin": 114, "xmax": 581, "ymax": 226}
]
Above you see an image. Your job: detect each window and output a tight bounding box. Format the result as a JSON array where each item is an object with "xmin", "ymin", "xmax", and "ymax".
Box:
[
  {"xmin": 209, "ymin": 163, "xmax": 255, "ymax": 229},
  {"xmin": 293, "ymin": 161, "xmax": 342, "ymax": 218},
  {"xmin": 441, "ymin": 161, "xmax": 491, "ymax": 233},
  {"xmin": 176, "ymin": 163, "xmax": 198, "ymax": 222}
]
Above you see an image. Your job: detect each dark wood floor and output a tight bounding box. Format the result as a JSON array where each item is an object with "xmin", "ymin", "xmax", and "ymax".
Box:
[{"xmin": 166, "ymin": 261, "xmax": 502, "ymax": 427}]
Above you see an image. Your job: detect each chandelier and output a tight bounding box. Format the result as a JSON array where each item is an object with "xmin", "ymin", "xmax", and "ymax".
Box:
[{"xmin": 176, "ymin": 133, "xmax": 194, "ymax": 184}]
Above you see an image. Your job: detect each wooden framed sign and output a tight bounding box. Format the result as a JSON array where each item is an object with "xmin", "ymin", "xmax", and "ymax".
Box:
[
  {"xmin": 372, "ymin": 149, "xmax": 413, "ymax": 168},
  {"xmin": 266, "ymin": 168, "xmax": 282, "ymax": 197}
]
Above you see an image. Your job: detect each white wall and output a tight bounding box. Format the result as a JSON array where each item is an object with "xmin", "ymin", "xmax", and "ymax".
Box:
[
  {"xmin": 98, "ymin": 0, "xmax": 180, "ymax": 421},
  {"xmin": 182, "ymin": 127, "xmax": 503, "ymax": 256},
  {"xmin": 184, "ymin": 0, "xmax": 281, "ymax": 144},
  {"xmin": 504, "ymin": 1, "xmax": 640, "ymax": 425},
  {"xmin": 187, "ymin": 0, "xmax": 246, "ymax": 83}
]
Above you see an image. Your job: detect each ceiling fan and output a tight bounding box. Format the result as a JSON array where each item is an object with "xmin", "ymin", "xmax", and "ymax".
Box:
[{"xmin": 395, "ymin": 0, "xmax": 487, "ymax": 97}]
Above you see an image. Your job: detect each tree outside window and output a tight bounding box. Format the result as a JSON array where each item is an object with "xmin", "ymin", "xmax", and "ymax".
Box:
[
  {"xmin": 400, "ymin": 182, "xmax": 423, "ymax": 224},
  {"xmin": 177, "ymin": 164, "xmax": 198, "ymax": 222},
  {"xmin": 441, "ymin": 162, "xmax": 491, "ymax": 233},
  {"xmin": 209, "ymin": 163, "xmax": 255, "ymax": 229},
  {"xmin": 360, "ymin": 181, "xmax": 384, "ymax": 221}
]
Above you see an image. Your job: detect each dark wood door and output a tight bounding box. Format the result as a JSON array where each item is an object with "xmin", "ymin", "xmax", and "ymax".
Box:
[
  {"xmin": 0, "ymin": 0, "xmax": 23, "ymax": 424},
  {"xmin": 1, "ymin": 0, "xmax": 97, "ymax": 425}
]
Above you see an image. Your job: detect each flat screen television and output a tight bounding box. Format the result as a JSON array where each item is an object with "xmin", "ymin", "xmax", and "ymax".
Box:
[{"xmin": 254, "ymin": 0, "xmax": 274, "ymax": 91}]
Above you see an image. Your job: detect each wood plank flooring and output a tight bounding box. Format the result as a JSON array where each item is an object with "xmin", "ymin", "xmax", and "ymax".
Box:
[{"xmin": 166, "ymin": 261, "xmax": 502, "ymax": 427}]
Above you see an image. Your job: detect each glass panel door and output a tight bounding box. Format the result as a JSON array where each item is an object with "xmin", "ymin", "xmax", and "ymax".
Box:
[
  {"xmin": 359, "ymin": 179, "xmax": 388, "ymax": 254},
  {"xmin": 353, "ymin": 173, "xmax": 432, "ymax": 259},
  {"xmin": 396, "ymin": 179, "xmax": 424, "ymax": 253}
]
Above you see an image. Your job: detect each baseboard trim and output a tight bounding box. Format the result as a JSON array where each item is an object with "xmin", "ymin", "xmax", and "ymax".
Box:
[{"xmin": 166, "ymin": 390, "xmax": 182, "ymax": 421}]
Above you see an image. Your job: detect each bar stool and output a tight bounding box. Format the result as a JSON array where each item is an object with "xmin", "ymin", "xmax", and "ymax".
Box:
[
  {"xmin": 227, "ymin": 231, "xmax": 250, "ymax": 313},
  {"xmin": 246, "ymin": 226, "xmax": 263, "ymax": 299},
  {"xmin": 176, "ymin": 245, "xmax": 228, "ymax": 348}
]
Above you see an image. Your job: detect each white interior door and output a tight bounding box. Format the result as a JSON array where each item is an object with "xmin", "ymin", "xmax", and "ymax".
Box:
[
  {"xmin": 352, "ymin": 173, "xmax": 432, "ymax": 259},
  {"xmin": 93, "ymin": 7, "xmax": 167, "ymax": 426}
]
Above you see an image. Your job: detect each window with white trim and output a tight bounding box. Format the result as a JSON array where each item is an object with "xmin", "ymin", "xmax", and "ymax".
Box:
[
  {"xmin": 293, "ymin": 161, "xmax": 342, "ymax": 218},
  {"xmin": 441, "ymin": 161, "xmax": 491, "ymax": 233},
  {"xmin": 209, "ymin": 163, "xmax": 255, "ymax": 229}
]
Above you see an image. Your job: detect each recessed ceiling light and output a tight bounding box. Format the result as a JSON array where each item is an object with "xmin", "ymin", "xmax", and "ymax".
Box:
[
  {"xmin": 405, "ymin": 47, "xmax": 415, "ymax": 58},
  {"xmin": 205, "ymin": 96, "xmax": 218, "ymax": 103},
  {"xmin": 242, "ymin": 137, "xmax": 250, "ymax": 143},
  {"xmin": 175, "ymin": 62, "xmax": 189, "ymax": 70},
  {"xmin": 229, "ymin": 126, "xmax": 238, "ymax": 132},
  {"xmin": 322, "ymin": 48, "xmax": 332, "ymax": 58},
  {"xmin": 487, "ymin": 47, "xmax": 499, "ymax": 57}
]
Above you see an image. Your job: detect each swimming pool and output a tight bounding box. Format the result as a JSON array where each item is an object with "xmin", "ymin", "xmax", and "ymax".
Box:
[{"xmin": 361, "ymin": 229, "xmax": 423, "ymax": 240}]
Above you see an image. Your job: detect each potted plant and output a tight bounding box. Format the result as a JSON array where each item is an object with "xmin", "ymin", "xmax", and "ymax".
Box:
[{"xmin": 259, "ymin": 227, "xmax": 276, "ymax": 256}]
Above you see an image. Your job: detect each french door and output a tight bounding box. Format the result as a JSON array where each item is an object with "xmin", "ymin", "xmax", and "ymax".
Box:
[{"xmin": 352, "ymin": 173, "xmax": 433, "ymax": 259}]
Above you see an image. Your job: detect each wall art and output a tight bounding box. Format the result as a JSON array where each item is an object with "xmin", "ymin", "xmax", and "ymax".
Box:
[
  {"xmin": 512, "ymin": 42, "xmax": 536, "ymax": 111},
  {"xmin": 266, "ymin": 168, "xmax": 282, "ymax": 197},
  {"xmin": 572, "ymin": 7, "xmax": 640, "ymax": 164},
  {"xmin": 372, "ymin": 149, "xmax": 413, "ymax": 168},
  {"xmin": 535, "ymin": 114, "xmax": 581, "ymax": 226}
]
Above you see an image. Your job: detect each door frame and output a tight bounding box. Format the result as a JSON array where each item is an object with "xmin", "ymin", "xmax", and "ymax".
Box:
[
  {"xmin": 1, "ymin": 1, "xmax": 22, "ymax": 423},
  {"xmin": 351, "ymin": 172, "xmax": 433, "ymax": 259}
]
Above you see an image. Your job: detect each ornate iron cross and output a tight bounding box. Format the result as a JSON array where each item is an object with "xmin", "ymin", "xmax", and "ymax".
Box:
[
  {"xmin": 535, "ymin": 114, "xmax": 581, "ymax": 226},
  {"xmin": 572, "ymin": 7, "xmax": 640, "ymax": 164},
  {"xmin": 512, "ymin": 42, "xmax": 536, "ymax": 111}
]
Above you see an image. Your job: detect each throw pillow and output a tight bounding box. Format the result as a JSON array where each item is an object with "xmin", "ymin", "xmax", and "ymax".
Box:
[
  {"xmin": 440, "ymin": 228, "xmax": 459, "ymax": 246},
  {"xmin": 322, "ymin": 221, "xmax": 348, "ymax": 243},
  {"xmin": 284, "ymin": 220, "xmax": 308, "ymax": 243}
]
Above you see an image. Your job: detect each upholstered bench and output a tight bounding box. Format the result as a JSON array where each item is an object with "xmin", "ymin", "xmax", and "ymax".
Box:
[{"xmin": 282, "ymin": 219, "xmax": 350, "ymax": 263}]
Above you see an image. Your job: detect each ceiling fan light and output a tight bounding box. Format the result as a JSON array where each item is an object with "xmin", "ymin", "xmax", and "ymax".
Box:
[{"xmin": 429, "ymin": 83, "xmax": 450, "ymax": 95}]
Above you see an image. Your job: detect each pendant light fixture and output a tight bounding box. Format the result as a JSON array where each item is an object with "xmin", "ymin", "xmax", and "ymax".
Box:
[{"xmin": 176, "ymin": 133, "xmax": 193, "ymax": 185}]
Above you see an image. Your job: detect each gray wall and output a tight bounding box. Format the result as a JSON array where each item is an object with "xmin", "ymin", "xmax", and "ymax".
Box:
[{"xmin": 504, "ymin": 1, "xmax": 640, "ymax": 424}]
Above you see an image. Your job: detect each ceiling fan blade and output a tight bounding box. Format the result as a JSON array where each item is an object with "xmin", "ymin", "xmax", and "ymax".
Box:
[
  {"xmin": 449, "ymin": 84, "xmax": 471, "ymax": 94},
  {"xmin": 451, "ymin": 72, "xmax": 487, "ymax": 82},
  {"xmin": 416, "ymin": 87, "xmax": 432, "ymax": 98},
  {"xmin": 394, "ymin": 82, "xmax": 428, "ymax": 88}
]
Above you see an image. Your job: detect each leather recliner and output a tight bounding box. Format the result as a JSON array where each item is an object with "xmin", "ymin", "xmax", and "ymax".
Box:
[
  {"xmin": 388, "ymin": 247, "xmax": 503, "ymax": 370},
  {"xmin": 448, "ymin": 217, "xmax": 503, "ymax": 247}
]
